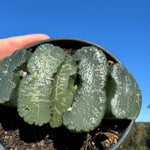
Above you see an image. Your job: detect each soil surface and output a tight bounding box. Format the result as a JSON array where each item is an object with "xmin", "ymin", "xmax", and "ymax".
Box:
[{"xmin": 0, "ymin": 105, "xmax": 131, "ymax": 150}]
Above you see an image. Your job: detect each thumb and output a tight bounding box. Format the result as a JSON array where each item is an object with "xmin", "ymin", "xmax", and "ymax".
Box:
[{"xmin": 0, "ymin": 34, "xmax": 50, "ymax": 61}]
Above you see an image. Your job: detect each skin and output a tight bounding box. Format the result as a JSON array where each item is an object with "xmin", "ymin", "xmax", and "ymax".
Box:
[{"xmin": 0, "ymin": 34, "xmax": 50, "ymax": 61}]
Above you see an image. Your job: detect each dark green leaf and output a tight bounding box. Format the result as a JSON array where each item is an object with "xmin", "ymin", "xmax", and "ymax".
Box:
[
  {"xmin": 105, "ymin": 63, "xmax": 142, "ymax": 119},
  {"xmin": 0, "ymin": 49, "xmax": 31, "ymax": 104},
  {"xmin": 63, "ymin": 46, "xmax": 108, "ymax": 132},
  {"xmin": 17, "ymin": 44, "xmax": 66, "ymax": 126}
]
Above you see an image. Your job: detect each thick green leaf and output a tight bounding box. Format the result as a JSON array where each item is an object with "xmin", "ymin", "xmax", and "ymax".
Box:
[
  {"xmin": 17, "ymin": 44, "xmax": 66, "ymax": 126},
  {"xmin": 50, "ymin": 56, "xmax": 78, "ymax": 128},
  {"xmin": 63, "ymin": 46, "xmax": 108, "ymax": 132},
  {"xmin": 0, "ymin": 49, "xmax": 31, "ymax": 104},
  {"xmin": 105, "ymin": 63, "xmax": 142, "ymax": 119}
]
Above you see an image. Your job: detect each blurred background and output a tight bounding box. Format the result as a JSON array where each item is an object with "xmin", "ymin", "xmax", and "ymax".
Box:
[{"xmin": 0, "ymin": 1, "xmax": 150, "ymax": 148}]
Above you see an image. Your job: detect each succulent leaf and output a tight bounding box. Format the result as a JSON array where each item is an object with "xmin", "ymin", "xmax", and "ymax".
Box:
[
  {"xmin": 50, "ymin": 56, "xmax": 78, "ymax": 128},
  {"xmin": 17, "ymin": 44, "xmax": 66, "ymax": 126},
  {"xmin": 105, "ymin": 63, "xmax": 142, "ymax": 119},
  {"xmin": 63, "ymin": 46, "xmax": 108, "ymax": 132},
  {"xmin": 0, "ymin": 49, "xmax": 31, "ymax": 104}
]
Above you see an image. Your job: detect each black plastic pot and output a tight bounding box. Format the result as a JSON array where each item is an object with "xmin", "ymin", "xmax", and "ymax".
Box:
[{"xmin": 0, "ymin": 37, "xmax": 134, "ymax": 150}]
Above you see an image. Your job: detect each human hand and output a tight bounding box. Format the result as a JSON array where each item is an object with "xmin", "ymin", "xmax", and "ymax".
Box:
[{"xmin": 0, "ymin": 34, "xmax": 50, "ymax": 61}]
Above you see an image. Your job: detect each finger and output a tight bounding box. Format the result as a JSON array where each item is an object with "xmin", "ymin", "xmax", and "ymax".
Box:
[{"xmin": 0, "ymin": 34, "xmax": 50, "ymax": 61}]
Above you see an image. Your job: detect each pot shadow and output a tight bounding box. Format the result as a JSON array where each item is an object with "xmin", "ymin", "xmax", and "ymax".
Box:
[
  {"xmin": 0, "ymin": 105, "xmax": 86, "ymax": 150},
  {"xmin": 0, "ymin": 104, "xmax": 131, "ymax": 150}
]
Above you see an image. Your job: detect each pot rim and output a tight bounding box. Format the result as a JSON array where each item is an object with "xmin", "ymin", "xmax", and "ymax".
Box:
[
  {"xmin": 0, "ymin": 37, "xmax": 134, "ymax": 150},
  {"xmin": 25, "ymin": 37, "xmax": 122, "ymax": 64}
]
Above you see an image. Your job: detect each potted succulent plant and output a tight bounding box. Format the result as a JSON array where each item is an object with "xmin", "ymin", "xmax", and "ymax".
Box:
[{"xmin": 0, "ymin": 38, "xmax": 142, "ymax": 150}]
